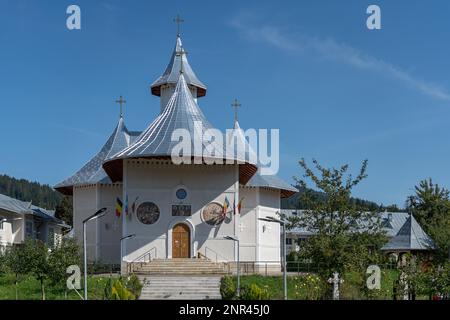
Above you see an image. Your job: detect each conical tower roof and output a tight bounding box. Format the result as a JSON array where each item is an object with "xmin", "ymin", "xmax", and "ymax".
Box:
[
  {"xmin": 55, "ymin": 117, "xmax": 140, "ymax": 195},
  {"xmin": 104, "ymin": 74, "xmax": 257, "ymax": 184},
  {"xmin": 150, "ymin": 36, "xmax": 206, "ymax": 97}
]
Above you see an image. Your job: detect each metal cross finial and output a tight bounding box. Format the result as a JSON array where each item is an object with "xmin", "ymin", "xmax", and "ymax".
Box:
[
  {"xmin": 173, "ymin": 14, "xmax": 184, "ymax": 36},
  {"xmin": 231, "ymin": 98, "xmax": 241, "ymax": 123},
  {"xmin": 176, "ymin": 48, "xmax": 188, "ymax": 74},
  {"xmin": 115, "ymin": 95, "xmax": 126, "ymax": 117}
]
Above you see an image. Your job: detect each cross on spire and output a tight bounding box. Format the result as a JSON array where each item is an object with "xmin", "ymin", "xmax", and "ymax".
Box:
[
  {"xmin": 115, "ymin": 95, "xmax": 126, "ymax": 117},
  {"xmin": 231, "ymin": 98, "xmax": 241, "ymax": 123},
  {"xmin": 173, "ymin": 14, "xmax": 184, "ymax": 36}
]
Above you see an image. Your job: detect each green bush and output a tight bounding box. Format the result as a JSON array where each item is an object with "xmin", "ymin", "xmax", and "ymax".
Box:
[
  {"xmin": 126, "ymin": 274, "xmax": 143, "ymax": 298},
  {"xmin": 110, "ymin": 279, "xmax": 135, "ymax": 300},
  {"xmin": 220, "ymin": 276, "xmax": 236, "ymax": 300},
  {"xmin": 240, "ymin": 283, "xmax": 270, "ymax": 300}
]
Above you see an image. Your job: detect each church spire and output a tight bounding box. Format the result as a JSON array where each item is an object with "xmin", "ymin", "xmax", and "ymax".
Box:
[
  {"xmin": 150, "ymin": 16, "xmax": 207, "ymax": 106},
  {"xmin": 115, "ymin": 95, "xmax": 126, "ymax": 118}
]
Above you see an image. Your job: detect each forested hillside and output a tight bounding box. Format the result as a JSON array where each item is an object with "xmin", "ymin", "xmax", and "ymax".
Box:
[{"xmin": 0, "ymin": 174, "xmax": 62, "ymax": 209}]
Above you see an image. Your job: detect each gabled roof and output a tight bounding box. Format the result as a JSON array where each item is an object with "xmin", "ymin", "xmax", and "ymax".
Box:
[
  {"xmin": 55, "ymin": 117, "xmax": 140, "ymax": 195},
  {"xmin": 150, "ymin": 36, "xmax": 207, "ymax": 97},
  {"xmin": 282, "ymin": 210, "xmax": 434, "ymax": 251},
  {"xmin": 103, "ymin": 74, "xmax": 257, "ymax": 184},
  {"xmin": 0, "ymin": 193, "xmax": 68, "ymax": 227}
]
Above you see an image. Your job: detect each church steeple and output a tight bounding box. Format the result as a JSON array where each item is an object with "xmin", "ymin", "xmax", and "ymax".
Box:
[{"xmin": 150, "ymin": 17, "xmax": 207, "ymax": 113}]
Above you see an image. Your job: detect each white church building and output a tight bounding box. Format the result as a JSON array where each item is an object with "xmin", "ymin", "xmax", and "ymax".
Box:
[{"xmin": 55, "ymin": 30, "xmax": 297, "ymax": 274}]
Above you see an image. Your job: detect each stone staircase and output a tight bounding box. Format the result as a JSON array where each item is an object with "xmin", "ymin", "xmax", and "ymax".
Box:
[
  {"xmin": 131, "ymin": 258, "xmax": 228, "ymax": 276},
  {"xmin": 138, "ymin": 275, "xmax": 222, "ymax": 300},
  {"xmin": 132, "ymin": 259, "xmax": 227, "ymax": 300}
]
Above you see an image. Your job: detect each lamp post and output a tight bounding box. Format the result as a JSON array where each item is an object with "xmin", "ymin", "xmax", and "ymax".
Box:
[
  {"xmin": 83, "ymin": 207, "xmax": 107, "ymax": 301},
  {"xmin": 120, "ymin": 234, "xmax": 136, "ymax": 270},
  {"xmin": 259, "ymin": 215, "xmax": 287, "ymax": 300},
  {"xmin": 224, "ymin": 235, "xmax": 240, "ymax": 297}
]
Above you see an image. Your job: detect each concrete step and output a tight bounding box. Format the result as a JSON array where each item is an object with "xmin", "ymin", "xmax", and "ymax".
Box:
[{"xmin": 138, "ymin": 276, "xmax": 222, "ymax": 300}]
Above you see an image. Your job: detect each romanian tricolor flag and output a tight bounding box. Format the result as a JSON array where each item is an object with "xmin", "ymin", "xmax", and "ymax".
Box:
[
  {"xmin": 223, "ymin": 197, "xmax": 230, "ymax": 216},
  {"xmin": 115, "ymin": 197, "xmax": 123, "ymax": 217},
  {"xmin": 125, "ymin": 195, "xmax": 130, "ymax": 220}
]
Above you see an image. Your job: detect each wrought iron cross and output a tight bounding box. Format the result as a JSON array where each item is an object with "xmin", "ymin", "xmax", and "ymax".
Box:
[
  {"xmin": 173, "ymin": 14, "xmax": 184, "ymax": 36},
  {"xmin": 231, "ymin": 99, "xmax": 241, "ymax": 123},
  {"xmin": 115, "ymin": 95, "xmax": 126, "ymax": 117}
]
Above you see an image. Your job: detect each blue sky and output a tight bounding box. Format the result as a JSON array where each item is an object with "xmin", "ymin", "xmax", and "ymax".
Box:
[{"xmin": 1, "ymin": 0, "xmax": 450, "ymax": 207}]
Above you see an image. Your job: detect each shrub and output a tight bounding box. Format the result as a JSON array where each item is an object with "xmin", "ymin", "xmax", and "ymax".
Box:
[
  {"xmin": 220, "ymin": 276, "xmax": 236, "ymax": 300},
  {"xmin": 126, "ymin": 274, "xmax": 143, "ymax": 298},
  {"xmin": 240, "ymin": 283, "xmax": 270, "ymax": 300},
  {"xmin": 294, "ymin": 273, "xmax": 326, "ymax": 300},
  {"xmin": 110, "ymin": 279, "xmax": 135, "ymax": 300}
]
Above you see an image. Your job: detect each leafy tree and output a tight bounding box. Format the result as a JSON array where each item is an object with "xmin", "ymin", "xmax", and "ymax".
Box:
[
  {"xmin": 55, "ymin": 196, "xmax": 73, "ymax": 226},
  {"xmin": 6, "ymin": 241, "xmax": 36, "ymax": 299},
  {"xmin": 407, "ymin": 178, "xmax": 450, "ymax": 263},
  {"xmin": 47, "ymin": 239, "xmax": 81, "ymax": 294},
  {"xmin": 23, "ymin": 240, "xmax": 50, "ymax": 300},
  {"xmin": 281, "ymin": 159, "xmax": 387, "ymax": 284}
]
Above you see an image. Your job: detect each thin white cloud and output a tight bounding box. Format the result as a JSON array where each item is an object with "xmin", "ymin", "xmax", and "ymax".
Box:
[{"xmin": 230, "ymin": 15, "xmax": 450, "ymax": 102}]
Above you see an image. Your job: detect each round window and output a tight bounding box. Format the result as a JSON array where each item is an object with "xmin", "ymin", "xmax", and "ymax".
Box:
[
  {"xmin": 202, "ymin": 202, "xmax": 225, "ymax": 226},
  {"xmin": 176, "ymin": 188, "xmax": 187, "ymax": 200},
  {"xmin": 136, "ymin": 202, "xmax": 160, "ymax": 225}
]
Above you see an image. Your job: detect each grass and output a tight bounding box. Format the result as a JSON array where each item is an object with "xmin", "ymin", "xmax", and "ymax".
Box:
[
  {"xmin": 0, "ymin": 273, "xmax": 116, "ymax": 300},
  {"xmin": 231, "ymin": 270, "xmax": 401, "ymax": 300}
]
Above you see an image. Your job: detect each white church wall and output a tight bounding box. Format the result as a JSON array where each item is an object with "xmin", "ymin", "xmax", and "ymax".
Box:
[
  {"xmin": 73, "ymin": 185, "xmax": 98, "ymax": 261},
  {"xmin": 123, "ymin": 160, "xmax": 237, "ymax": 262},
  {"xmin": 237, "ymin": 187, "xmax": 259, "ymax": 261},
  {"xmin": 97, "ymin": 184, "xmax": 123, "ymax": 264},
  {"xmin": 257, "ymin": 189, "xmax": 281, "ymax": 265}
]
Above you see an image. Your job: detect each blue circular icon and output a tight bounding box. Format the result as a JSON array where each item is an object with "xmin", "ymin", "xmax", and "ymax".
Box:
[{"xmin": 176, "ymin": 188, "xmax": 187, "ymax": 200}]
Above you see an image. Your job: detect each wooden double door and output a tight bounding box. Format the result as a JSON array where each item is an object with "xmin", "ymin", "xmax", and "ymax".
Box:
[{"xmin": 172, "ymin": 223, "xmax": 190, "ymax": 258}]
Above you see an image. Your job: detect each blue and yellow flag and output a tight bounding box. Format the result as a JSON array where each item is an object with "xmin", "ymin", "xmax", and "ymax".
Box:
[{"xmin": 223, "ymin": 196, "xmax": 230, "ymax": 215}]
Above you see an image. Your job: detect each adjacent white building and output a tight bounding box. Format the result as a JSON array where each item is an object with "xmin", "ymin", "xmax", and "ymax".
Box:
[
  {"xmin": 55, "ymin": 32, "xmax": 297, "ymax": 273},
  {"xmin": 0, "ymin": 193, "xmax": 68, "ymax": 251}
]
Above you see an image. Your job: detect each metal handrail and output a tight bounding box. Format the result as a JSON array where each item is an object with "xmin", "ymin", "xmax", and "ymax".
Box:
[
  {"xmin": 128, "ymin": 246, "xmax": 157, "ymax": 274},
  {"xmin": 205, "ymin": 246, "xmax": 229, "ymax": 263}
]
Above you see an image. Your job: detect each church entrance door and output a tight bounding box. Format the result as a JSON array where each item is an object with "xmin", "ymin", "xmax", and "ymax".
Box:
[{"xmin": 172, "ymin": 223, "xmax": 190, "ymax": 258}]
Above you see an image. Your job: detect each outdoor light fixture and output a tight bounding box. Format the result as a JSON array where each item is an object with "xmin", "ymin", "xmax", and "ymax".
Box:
[
  {"xmin": 120, "ymin": 234, "xmax": 136, "ymax": 265},
  {"xmin": 224, "ymin": 235, "xmax": 240, "ymax": 297},
  {"xmin": 258, "ymin": 215, "xmax": 287, "ymax": 300},
  {"xmin": 83, "ymin": 207, "xmax": 108, "ymax": 300}
]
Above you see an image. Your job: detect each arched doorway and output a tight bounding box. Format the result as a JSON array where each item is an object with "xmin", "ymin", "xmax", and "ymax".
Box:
[{"xmin": 172, "ymin": 223, "xmax": 190, "ymax": 258}]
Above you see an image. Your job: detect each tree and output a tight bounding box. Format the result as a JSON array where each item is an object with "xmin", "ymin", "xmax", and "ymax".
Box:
[
  {"xmin": 281, "ymin": 159, "xmax": 387, "ymax": 283},
  {"xmin": 55, "ymin": 196, "xmax": 73, "ymax": 226},
  {"xmin": 407, "ymin": 178, "xmax": 450, "ymax": 263},
  {"xmin": 6, "ymin": 241, "xmax": 36, "ymax": 299},
  {"xmin": 24, "ymin": 240, "xmax": 50, "ymax": 300},
  {"xmin": 47, "ymin": 238, "xmax": 81, "ymax": 295}
]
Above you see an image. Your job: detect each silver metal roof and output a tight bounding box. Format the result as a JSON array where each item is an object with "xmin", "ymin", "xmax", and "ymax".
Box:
[
  {"xmin": 246, "ymin": 171, "xmax": 298, "ymax": 198},
  {"xmin": 150, "ymin": 36, "xmax": 207, "ymax": 97},
  {"xmin": 107, "ymin": 74, "xmax": 251, "ymax": 164},
  {"xmin": 0, "ymin": 193, "xmax": 68, "ymax": 227},
  {"xmin": 231, "ymin": 120, "xmax": 297, "ymax": 198},
  {"xmin": 282, "ymin": 210, "xmax": 434, "ymax": 251},
  {"xmin": 55, "ymin": 117, "xmax": 140, "ymax": 195}
]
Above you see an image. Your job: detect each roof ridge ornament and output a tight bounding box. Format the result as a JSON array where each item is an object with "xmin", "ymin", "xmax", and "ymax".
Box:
[
  {"xmin": 173, "ymin": 14, "xmax": 184, "ymax": 37},
  {"xmin": 115, "ymin": 95, "xmax": 126, "ymax": 118}
]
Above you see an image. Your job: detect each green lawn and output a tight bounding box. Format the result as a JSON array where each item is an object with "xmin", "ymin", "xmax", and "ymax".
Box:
[
  {"xmin": 0, "ymin": 273, "xmax": 115, "ymax": 300},
  {"xmin": 232, "ymin": 270, "xmax": 400, "ymax": 300}
]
